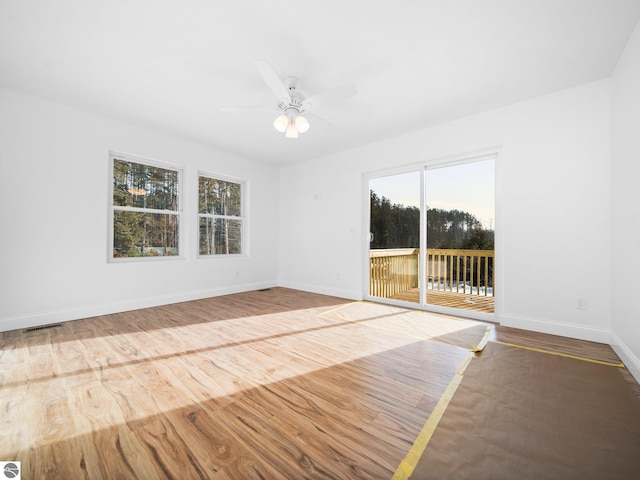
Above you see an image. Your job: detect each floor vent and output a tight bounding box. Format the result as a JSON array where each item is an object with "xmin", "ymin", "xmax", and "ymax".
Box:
[
  {"xmin": 24, "ymin": 323, "xmax": 63, "ymax": 333},
  {"xmin": 258, "ymin": 288, "xmax": 272, "ymax": 292}
]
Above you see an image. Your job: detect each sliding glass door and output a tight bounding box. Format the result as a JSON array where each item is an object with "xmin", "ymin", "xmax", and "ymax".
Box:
[
  {"xmin": 369, "ymin": 171, "xmax": 421, "ymax": 304},
  {"xmin": 367, "ymin": 156, "xmax": 495, "ymax": 315},
  {"xmin": 424, "ymin": 159, "xmax": 495, "ymax": 313}
]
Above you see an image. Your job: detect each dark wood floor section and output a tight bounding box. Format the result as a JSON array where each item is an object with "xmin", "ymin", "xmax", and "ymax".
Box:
[{"xmin": 0, "ymin": 287, "xmax": 637, "ymax": 479}]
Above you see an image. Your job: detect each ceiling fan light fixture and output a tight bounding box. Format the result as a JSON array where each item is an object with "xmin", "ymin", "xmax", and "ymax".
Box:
[
  {"xmin": 285, "ymin": 118, "xmax": 299, "ymax": 138},
  {"xmin": 295, "ymin": 115, "xmax": 310, "ymax": 133},
  {"xmin": 127, "ymin": 187, "xmax": 146, "ymax": 196},
  {"xmin": 273, "ymin": 114, "xmax": 288, "ymax": 133}
]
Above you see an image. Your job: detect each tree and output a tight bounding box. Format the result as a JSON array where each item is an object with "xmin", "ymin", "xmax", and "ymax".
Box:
[
  {"xmin": 199, "ymin": 176, "xmax": 242, "ymax": 255},
  {"xmin": 369, "ymin": 190, "xmax": 419, "ymax": 248},
  {"xmin": 112, "ymin": 159, "xmax": 179, "ymax": 257},
  {"xmin": 370, "ymin": 190, "xmax": 494, "ymax": 250}
]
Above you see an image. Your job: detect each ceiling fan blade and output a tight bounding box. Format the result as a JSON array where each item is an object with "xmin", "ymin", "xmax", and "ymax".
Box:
[
  {"xmin": 306, "ymin": 112, "xmax": 343, "ymax": 130},
  {"xmin": 303, "ymin": 83, "xmax": 357, "ymax": 110},
  {"xmin": 254, "ymin": 60, "xmax": 291, "ymax": 102},
  {"xmin": 220, "ymin": 106, "xmax": 278, "ymax": 113}
]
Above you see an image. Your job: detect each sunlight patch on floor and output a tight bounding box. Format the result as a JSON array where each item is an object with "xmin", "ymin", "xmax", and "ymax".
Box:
[{"xmin": 0, "ymin": 304, "xmax": 474, "ymax": 454}]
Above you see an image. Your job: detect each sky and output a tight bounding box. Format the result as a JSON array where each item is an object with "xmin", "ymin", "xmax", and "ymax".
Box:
[{"xmin": 369, "ymin": 158, "xmax": 495, "ymax": 229}]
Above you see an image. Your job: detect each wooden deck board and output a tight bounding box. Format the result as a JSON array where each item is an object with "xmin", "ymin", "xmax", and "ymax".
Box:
[{"xmin": 390, "ymin": 288, "xmax": 495, "ymax": 313}]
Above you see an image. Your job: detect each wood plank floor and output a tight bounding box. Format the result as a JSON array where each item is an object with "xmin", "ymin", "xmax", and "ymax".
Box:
[{"xmin": 0, "ymin": 287, "xmax": 637, "ymax": 479}]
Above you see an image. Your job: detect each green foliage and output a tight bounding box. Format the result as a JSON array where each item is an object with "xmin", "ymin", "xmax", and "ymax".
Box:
[
  {"xmin": 370, "ymin": 191, "xmax": 420, "ymax": 249},
  {"xmin": 370, "ymin": 190, "xmax": 494, "ymax": 250},
  {"xmin": 198, "ymin": 176, "xmax": 243, "ymax": 255},
  {"xmin": 113, "ymin": 159, "xmax": 179, "ymax": 210},
  {"xmin": 112, "ymin": 158, "xmax": 180, "ymax": 257},
  {"xmin": 198, "ymin": 177, "xmax": 241, "ymax": 216}
]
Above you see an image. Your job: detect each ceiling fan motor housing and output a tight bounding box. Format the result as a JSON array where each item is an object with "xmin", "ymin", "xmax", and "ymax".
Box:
[
  {"xmin": 278, "ymin": 97, "xmax": 304, "ymax": 117},
  {"xmin": 279, "ymin": 76, "xmax": 306, "ymax": 116}
]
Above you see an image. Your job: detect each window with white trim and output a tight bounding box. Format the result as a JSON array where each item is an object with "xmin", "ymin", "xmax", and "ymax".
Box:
[
  {"xmin": 198, "ymin": 174, "xmax": 244, "ymax": 255},
  {"xmin": 110, "ymin": 153, "xmax": 182, "ymax": 259}
]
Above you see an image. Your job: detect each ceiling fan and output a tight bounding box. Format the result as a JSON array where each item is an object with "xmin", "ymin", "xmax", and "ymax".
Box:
[{"xmin": 222, "ymin": 60, "xmax": 357, "ymax": 138}]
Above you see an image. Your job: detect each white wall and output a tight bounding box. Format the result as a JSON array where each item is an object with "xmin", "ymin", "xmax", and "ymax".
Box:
[
  {"xmin": 611, "ymin": 20, "xmax": 640, "ymax": 379},
  {"xmin": 0, "ymin": 88, "xmax": 280, "ymax": 331},
  {"xmin": 280, "ymin": 79, "xmax": 612, "ymax": 343}
]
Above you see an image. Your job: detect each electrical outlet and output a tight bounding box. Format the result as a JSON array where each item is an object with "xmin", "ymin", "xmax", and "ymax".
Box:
[{"xmin": 576, "ymin": 297, "xmax": 587, "ymax": 310}]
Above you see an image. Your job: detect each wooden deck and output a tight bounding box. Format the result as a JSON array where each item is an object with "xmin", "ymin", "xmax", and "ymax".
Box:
[{"xmin": 391, "ymin": 288, "xmax": 495, "ymax": 313}]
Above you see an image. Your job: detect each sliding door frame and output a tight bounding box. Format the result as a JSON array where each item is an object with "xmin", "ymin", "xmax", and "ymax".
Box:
[{"xmin": 363, "ymin": 148, "xmax": 501, "ymax": 322}]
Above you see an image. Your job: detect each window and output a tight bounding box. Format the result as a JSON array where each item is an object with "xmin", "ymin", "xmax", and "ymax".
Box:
[
  {"xmin": 198, "ymin": 174, "xmax": 244, "ymax": 255},
  {"xmin": 110, "ymin": 153, "xmax": 182, "ymax": 259}
]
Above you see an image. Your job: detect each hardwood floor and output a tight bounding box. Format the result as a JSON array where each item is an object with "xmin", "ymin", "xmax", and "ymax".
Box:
[{"xmin": 0, "ymin": 288, "xmax": 637, "ymax": 479}]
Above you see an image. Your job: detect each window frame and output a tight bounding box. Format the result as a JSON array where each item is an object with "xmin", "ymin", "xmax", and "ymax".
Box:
[
  {"xmin": 108, "ymin": 151, "xmax": 184, "ymax": 263},
  {"xmin": 197, "ymin": 171, "xmax": 247, "ymax": 258}
]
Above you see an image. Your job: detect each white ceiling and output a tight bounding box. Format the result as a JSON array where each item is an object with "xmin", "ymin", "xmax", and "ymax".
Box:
[{"xmin": 1, "ymin": 1, "xmax": 639, "ymax": 165}]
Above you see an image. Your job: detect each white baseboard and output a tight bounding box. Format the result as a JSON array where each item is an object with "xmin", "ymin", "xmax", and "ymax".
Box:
[
  {"xmin": 610, "ymin": 332, "xmax": 640, "ymax": 384},
  {"xmin": 278, "ymin": 280, "xmax": 362, "ymax": 301},
  {"xmin": 0, "ymin": 281, "xmax": 278, "ymax": 333},
  {"xmin": 499, "ymin": 313, "xmax": 612, "ymax": 344}
]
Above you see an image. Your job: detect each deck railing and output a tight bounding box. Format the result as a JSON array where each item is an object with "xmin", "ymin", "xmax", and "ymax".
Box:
[
  {"xmin": 370, "ymin": 248, "xmax": 494, "ymax": 298},
  {"xmin": 370, "ymin": 249, "xmax": 419, "ymax": 298}
]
